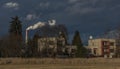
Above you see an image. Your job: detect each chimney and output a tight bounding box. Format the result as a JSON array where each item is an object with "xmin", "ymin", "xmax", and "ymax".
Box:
[{"xmin": 25, "ymin": 30, "xmax": 28, "ymax": 44}]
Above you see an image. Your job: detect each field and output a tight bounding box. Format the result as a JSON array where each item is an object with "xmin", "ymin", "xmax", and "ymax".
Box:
[{"xmin": 0, "ymin": 58, "xmax": 120, "ymax": 69}]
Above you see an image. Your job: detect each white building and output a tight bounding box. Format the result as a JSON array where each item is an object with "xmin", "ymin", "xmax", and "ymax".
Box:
[{"xmin": 87, "ymin": 38, "xmax": 116, "ymax": 58}]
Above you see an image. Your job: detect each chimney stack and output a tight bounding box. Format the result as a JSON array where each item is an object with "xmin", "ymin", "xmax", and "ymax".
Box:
[{"xmin": 25, "ymin": 30, "xmax": 28, "ymax": 44}]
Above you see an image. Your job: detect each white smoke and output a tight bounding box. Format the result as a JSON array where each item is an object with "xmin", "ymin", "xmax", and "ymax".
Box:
[
  {"xmin": 26, "ymin": 26, "xmax": 33, "ymax": 30},
  {"xmin": 27, "ymin": 19, "xmax": 56, "ymax": 31},
  {"xmin": 25, "ymin": 20, "xmax": 56, "ymax": 44},
  {"xmin": 48, "ymin": 20, "xmax": 56, "ymax": 26},
  {"xmin": 32, "ymin": 22, "xmax": 45, "ymax": 29},
  {"xmin": 26, "ymin": 22, "xmax": 45, "ymax": 30}
]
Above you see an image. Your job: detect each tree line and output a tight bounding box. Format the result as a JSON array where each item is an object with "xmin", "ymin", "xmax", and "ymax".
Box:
[{"xmin": 0, "ymin": 16, "xmax": 88, "ymax": 58}]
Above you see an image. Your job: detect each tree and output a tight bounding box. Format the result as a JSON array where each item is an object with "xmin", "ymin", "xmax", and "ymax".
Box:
[
  {"xmin": 26, "ymin": 38, "xmax": 34, "ymax": 57},
  {"xmin": 0, "ymin": 36, "xmax": 22, "ymax": 57},
  {"xmin": 72, "ymin": 30, "xmax": 87, "ymax": 58},
  {"xmin": 32, "ymin": 33, "xmax": 40, "ymax": 57},
  {"xmin": 9, "ymin": 16, "xmax": 22, "ymax": 40},
  {"xmin": 4, "ymin": 16, "xmax": 23, "ymax": 57},
  {"xmin": 72, "ymin": 31, "xmax": 82, "ymax": 46}
]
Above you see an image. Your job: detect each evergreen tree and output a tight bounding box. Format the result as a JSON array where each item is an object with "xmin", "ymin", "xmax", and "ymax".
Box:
[
  {"xmin": 72, "ymin": 30, "xmax": 87, "ymax": 57},
  {"xmin": 5, "ymin": 16, "xmax": 23, "ymax": 57},
  {"xmin": 72, "ymin": 31, "xmax": 82, "ymax": 46},
  {"xmin": 9, "ymin": 16, "xmax": 22, "ymax": 38}
]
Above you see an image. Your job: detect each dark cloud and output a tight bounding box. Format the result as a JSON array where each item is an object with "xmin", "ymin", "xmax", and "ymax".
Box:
[{"xmin": 0, "ymin": 0, "xmax": 120, "ymax": 43}]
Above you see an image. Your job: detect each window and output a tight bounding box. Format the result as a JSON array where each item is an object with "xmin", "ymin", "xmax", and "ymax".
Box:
[
  {"xmin": 49, "ymin": 41, "xmax": 54, "ymax": 45},
  {"xmin": 110, "ymin": 49, "xmax": 114, "ymax": 52},
  {"xmin": 103, "ymin": 41, "xmax": 108, "ymax": 45},
  {"xmin": 110, "ymin": 42, "xmax": 114, "ymax": 46},
  {"xmin": 103, "ymin": 49, "xmax": 109, "ymax": 54},
  {"xmin": 103, "ymin": 46, "xmax": 108, "ymax": 49},
  {"xmin": 104, "ymin": 49, "xmax": 107, "ymax": 52}
]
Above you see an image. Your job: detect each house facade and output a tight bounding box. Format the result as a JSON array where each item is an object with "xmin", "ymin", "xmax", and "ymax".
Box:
[
  {"xmin": 87, "ymin": 38, "xmax": 116, "ymax": 58},
  {"xmin": 37, "ymin": 35, "xmax": 77, "ymax": 57}
]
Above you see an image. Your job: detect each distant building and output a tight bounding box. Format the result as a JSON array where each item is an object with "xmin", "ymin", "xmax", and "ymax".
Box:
[
  {"xmin": 115, "ymin": 39, "xmax": 120, "ymax": 57},
  {"xmin": 65, "ymin": 45, "xmax": 77, "ymax": 57},
  {"xmin": 37, "ymin": 34, "xmax": 77, "ymax": 57},
  {"xmin": 38, "ymin": 37, "xmax": 57, "ymax": 53},
  {"xmin": 87, "ymin": 38, "xmax": 116, "ymax": 58}
]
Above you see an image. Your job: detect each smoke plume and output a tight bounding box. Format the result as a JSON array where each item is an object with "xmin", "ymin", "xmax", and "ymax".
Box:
[
  {"xmin": 26, "ymin": 22, "xmax": 45, "ymax": 30},
  {"xmin": 48, "ymin": 20, "xmax": 56, "ymax": 26},
  {"xmin": 26, "ymin": 20, "xmax": 56, "ymax": 30},
  {"xmin": 25, "ymin": 20, "xmax": 56, "ymax": 44}
]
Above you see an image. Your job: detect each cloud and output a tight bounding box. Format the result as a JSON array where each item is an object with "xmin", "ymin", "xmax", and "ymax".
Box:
[
  {"xmin": 25, "ymin": 14, "xmax": 39, "ymax": 21},
  {"xmin": 0, "ymin": 0, "xmax": 120, "ymax": 39},
  {"xmin": 3, "ymin": 2, "xmax": 19, "ymax": 10},
  {"xmin": 39, "ymin": 2, "xmax": 50, "ymax": 8}
]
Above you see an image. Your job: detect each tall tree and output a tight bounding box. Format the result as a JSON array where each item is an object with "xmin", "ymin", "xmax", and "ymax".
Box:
[
  {"xmin": 4, "ymin": 16, "xmax": 23, "ymax": 57},
  {"xmin": 72, "ymin": 31, "xmax": 82, "ymax": 46},
  {"xmin": 72, "ymin": 30, "xmax": 87, "ymax": 57},
  {"xmin": 9, "ymin": 16, "xmax": 22, "ymax": 38}
]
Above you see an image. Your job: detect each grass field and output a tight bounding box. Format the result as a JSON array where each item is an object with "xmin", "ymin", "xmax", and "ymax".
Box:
[{"xmin": 0, "ymin": 58, "xmax": 120, "ymax": 69}]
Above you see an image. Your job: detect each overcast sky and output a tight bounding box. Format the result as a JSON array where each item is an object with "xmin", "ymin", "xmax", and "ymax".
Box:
[{"xmin": 0, "ymin": 0, "xmax": 120, "ymax": 43}]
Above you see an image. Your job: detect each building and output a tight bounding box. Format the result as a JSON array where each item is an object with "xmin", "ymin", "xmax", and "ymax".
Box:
[
  {"xmin": 38, "ymin": 37, "xmax": 57, "ymax": 53},
  {"xmin": 65, "ymin": 45, "xmax": 77, "ymax": 57},
  {"xmin": 37, "ymin": 34, "xmax": 77, "ymax": 57},
  {"xmin": 38, "ymin": 36, "xmax": 65, "ymax": 57},
  {"xmin": 87, "ymin": 38, "xmax": 116, "ymax": 58},
  {"xmin": 115, "ymin": 39, "xmax": 120, "ymax": 57},
  {"xmin": 38, "ymin": 37, "xmax": 60, "ymax": 57}
]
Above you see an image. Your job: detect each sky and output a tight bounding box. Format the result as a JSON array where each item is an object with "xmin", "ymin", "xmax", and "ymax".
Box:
[{"xmin": 0, "ymin": 0, "xmax": 120, "ymax": 44}]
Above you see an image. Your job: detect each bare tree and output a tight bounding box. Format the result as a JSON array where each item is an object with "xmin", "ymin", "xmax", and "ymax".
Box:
[{"xmin": 0, "ymin": 35, "xmax": 22, "ymax": 57}]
